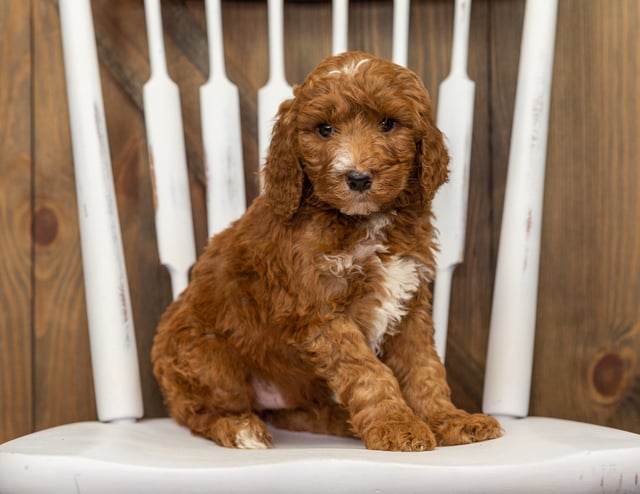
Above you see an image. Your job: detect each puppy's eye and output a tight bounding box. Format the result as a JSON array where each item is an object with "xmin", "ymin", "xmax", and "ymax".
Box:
[
  {"xmin": 379, "ymin": 118, "xmax": 396, "ymax": 133},
  {"xmin": 317, "ymin": 123, "xmax": 335, "ymax": 139}
]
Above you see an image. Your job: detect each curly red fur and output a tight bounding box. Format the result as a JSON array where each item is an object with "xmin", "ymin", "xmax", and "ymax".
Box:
[{"xmin": 152, "ymin": 52, "xmax": 501, "ymax": 451}]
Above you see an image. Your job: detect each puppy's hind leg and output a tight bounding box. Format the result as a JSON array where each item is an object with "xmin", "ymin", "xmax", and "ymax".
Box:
[{"xmin": 153, "ymin": 323, "xmax": 271, "ymax": 449}]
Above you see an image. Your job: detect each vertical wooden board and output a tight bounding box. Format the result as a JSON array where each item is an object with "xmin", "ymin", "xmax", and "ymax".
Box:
[
  {"xmin": 286, "ymin": 0, "xmax": 332, "ymax": 81},
  {"xmin": 32, "ymin": 0, "xmax": 96, "ymax": 429},
  {"xmin": 0, "ymin": 0, "xmax": 33, "ymax": 443},
  {"xmin": 408, "ymin": 1, "xmax": 451, "ymax": 92},
  {"xmin": 349, "ymin": 0, "xmax": 393, "ymax": 60},
  {"xmin": 533, "ymin": 0, "xmax": 640, "ymax": 433},
  {"xmin": 488, "ymin": 0, "xmax": 525, "ymax": 254}
]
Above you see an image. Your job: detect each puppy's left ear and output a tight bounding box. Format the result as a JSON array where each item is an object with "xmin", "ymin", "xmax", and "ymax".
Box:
[
  {"xmin": 417, "ymin": 115, "xmax": 449, "ymax": 205},
  {"xmin": 263, "ymin": 97, "xmax": 304, "ymax": 219}
]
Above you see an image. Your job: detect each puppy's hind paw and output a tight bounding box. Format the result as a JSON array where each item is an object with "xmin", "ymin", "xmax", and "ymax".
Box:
[
  {"xmin": 235, "ymin": 425, "xmax": 272, "ymax": 450},
  {"xmin": 206, "ymin": 412, "xmax": 272, "ymax": 449}
]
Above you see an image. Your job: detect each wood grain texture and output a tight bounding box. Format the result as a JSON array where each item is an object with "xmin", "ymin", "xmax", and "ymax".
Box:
[
  {"xmin": 1, "ymin": 0, "xmax": 639, "ymax": 440},
  {"xmin": 533, "ymin": 0, "xmax": 640, "ymax": 430},
  {"xmin": 0, "ymin": 0, "xmax": 33, "ymax": 443},
  {"xmin": 31, "ymin": 0, "xmax": 96, "ymax": 430}
]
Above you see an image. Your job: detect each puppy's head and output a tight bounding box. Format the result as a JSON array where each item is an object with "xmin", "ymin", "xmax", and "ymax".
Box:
[{"xmin": 263, "ymin": 51, "xmax": 449, "ymax": 218}]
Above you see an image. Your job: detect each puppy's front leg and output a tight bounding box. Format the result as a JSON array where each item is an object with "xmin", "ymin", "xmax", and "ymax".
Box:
[
  {"xmin": 382, "ymin": 289, "xmax": 502, "ymax": 446},
  {"xmin": 299, "ymin": 318, "xmax": 436, "ymax": 451}
]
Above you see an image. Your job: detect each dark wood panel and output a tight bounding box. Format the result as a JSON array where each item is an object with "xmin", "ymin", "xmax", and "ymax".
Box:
[
  {"xmin": 0, "ymin": 0, "xmax": 33, "ymax": 443},
  {"xmin": 32, "ymin": 0, "xmax": 96, "ymax": 429},
  {"xmin": 489, "ymin": 0, "xmax": 640, "ymax": 433},
  {"xmin": 534, "ymin": 0, "xmax": 640, "ymax": 432},
  {"xmin": 489, "ymin": 0, "xmax": 525, "ymax": 248}
]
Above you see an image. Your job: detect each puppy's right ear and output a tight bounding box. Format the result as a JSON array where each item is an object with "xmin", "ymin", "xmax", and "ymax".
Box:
[{"xmin": 263, "ymin": 97, "xmax": 304, "ymax": 219}]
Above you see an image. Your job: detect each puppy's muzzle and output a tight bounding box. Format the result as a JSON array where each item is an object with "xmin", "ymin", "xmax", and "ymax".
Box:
[{"xmin": 347, "ymin": 171, "xmax": 372, "ymax": 192}]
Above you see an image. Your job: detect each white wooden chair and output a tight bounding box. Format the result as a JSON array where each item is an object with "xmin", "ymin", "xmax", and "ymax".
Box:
[{"xmin": 1, "ymin": 0, "xmax": 639, "ymax": 493}]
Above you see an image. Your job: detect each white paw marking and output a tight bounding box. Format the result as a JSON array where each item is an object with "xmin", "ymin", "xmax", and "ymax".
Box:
[{"xmin": 235, "ymin": 427, "xmax": 269, "ymax": 450}]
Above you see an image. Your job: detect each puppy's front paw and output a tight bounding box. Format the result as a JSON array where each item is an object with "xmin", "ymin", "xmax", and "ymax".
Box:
[
  {"xmin": 362, "ymin": 413, "xmax": 437, "ymax": 452},
  {"xmin": 431, "ymin": 411, "xmax": 502, "ymax": 446}
]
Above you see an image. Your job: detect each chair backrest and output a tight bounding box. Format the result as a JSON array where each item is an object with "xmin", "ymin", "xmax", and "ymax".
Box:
[{"xmin": 58, "ymin": 0, "xmax": 557, "ymax": 424}]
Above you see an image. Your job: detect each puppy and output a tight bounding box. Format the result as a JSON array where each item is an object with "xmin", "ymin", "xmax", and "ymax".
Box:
[{"xmin": 152, "ymin": 51, "xmax": 502, "ymax": 451}]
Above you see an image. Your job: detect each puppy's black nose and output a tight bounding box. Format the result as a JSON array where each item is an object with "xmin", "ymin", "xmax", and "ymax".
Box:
[{"xmin": 346, "ymin": 171, "xmax": 372, "ymax": 192}]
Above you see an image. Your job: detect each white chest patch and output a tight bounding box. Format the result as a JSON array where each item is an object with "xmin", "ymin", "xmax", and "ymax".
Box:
[
  {"xmin": 368, "ymin": 256, "xmax": 422, "ymax": 354},
  {"xmin": 320, "ymin": 214, "xmax": 426, "ymax": 354}
]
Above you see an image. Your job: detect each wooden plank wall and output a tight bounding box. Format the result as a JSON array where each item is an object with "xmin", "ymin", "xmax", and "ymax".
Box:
[
  {"xmin": 1, "ymin": 1, "xmax": 33, "ymax": 441},
  {"xmin": 1, "ymin": 0, "xmax": 638, "ymax": 443}
]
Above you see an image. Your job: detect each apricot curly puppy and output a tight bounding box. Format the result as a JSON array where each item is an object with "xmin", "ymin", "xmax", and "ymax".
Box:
[{"xmin": 152, "ymin": 51, "xmax": 502, "ymax": 451}]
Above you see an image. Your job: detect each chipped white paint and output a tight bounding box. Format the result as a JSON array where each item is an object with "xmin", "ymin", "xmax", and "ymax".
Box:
[
  {"xmin": 143, "ymin": 0, "xmax": 196, "ymax": 299},
  {"xmin": 201, "ymin": 0, "xmax": 247, "ymax": 236},
  {"xmin": 3, "ymin": 416, "xmax": 640, "ymax": 492},
  {"xmin": 235, "ymin": 428, "xmax": 269, "ymax": 450},
  {"xmin": 483, "ymin": 0, "xmax": 558, "ymax": 419},
  {"xmin": 59, "ymin": 0, "xmax": 143, "ymax": 423}
]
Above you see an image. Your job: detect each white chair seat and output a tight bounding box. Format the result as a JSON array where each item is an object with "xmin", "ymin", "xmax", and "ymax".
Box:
[{"xmin": 1, "ymin": 417, "xmax": 639, "ymax": 493}]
